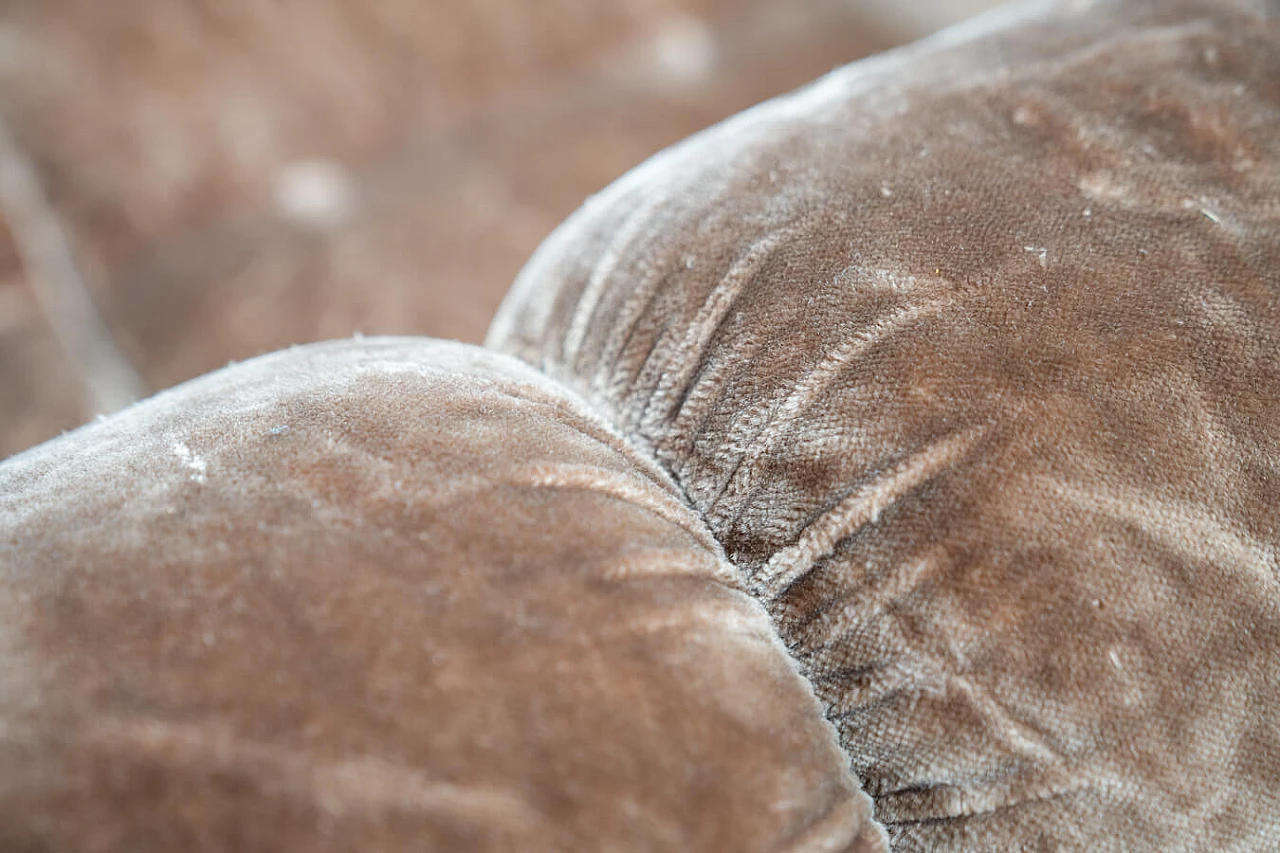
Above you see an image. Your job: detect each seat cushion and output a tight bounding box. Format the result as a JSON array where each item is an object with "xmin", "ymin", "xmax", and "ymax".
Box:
[
  {"xmin": 488, "ymin": 0, "xmax": 1280, "ymax": 848},
  {"xmin": 0, "ymin": 338, "xmax": 883, "ymax": 851}
]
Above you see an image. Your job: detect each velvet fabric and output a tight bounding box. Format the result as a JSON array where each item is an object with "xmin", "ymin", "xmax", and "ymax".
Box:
[
  {"xmin": 2, "ymin": 0, "xmax": 1279, "ymax": 850},
  {"xmin": 0, "ymin": 339, "xmax": 882, "ymax": 851},
  {"xmin": 490, "ymin": 0, "xmax": 1280, "ymax": 847}
]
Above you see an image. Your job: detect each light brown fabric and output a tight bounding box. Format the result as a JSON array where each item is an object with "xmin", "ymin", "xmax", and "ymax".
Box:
[
  {"xmin": 3, "ymin": 0, "xmax": 1279, "ymax": 850},
  {"xmin": 0, "ymin": 338, "xmax": 883, "ymax": 851},
  {"xmin": 489, "ymin": 0, "xmax": 1280, "ymax": 848}
]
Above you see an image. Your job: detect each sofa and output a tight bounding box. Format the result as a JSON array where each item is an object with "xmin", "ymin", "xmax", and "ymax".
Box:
[{"xmin": 2, "ymin": 0, "xmax": 1277, "ymax": 849}]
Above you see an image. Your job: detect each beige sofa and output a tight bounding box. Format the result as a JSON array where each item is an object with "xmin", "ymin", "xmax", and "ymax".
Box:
[{"xmin": 2, "ymin": 0, "xmax": 1278, "ymax": 849}]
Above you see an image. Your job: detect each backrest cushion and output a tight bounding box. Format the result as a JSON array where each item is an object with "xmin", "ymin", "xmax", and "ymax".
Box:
[{"xmin": 488, "ymin": 0, "xmax": 1280, "ymax": 848}]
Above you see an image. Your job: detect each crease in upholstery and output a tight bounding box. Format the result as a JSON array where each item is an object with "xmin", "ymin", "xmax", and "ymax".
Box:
[
  {"xmin": 755, "ymin": 428, "xmax": 987, "ymax": 600},
  {"xmin": 789, "ymin": 550, "xmax": 947, "ymax": 652},
  {"xmin": 563, "ymin": 189, "xmax": 669, "ymax": 372},
  {"xmin": 510, "ymin": 461, "xmax": 731, "ymax": 573},
  {"xmin": 877, "ymin": 771, "xmax": 1106, "ymax": 826},
  {"xmin": 706, "ymin": 294, "xmax": 963, "ymax": 538},
  {"xmin": 637, "ymin": 226, "xmax": 800, "ymax": 438}
]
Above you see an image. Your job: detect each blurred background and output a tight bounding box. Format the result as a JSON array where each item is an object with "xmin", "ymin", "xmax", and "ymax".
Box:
[{"xmin": 0, "ymin": 0, "xmax": 1001, "ymax": 460}]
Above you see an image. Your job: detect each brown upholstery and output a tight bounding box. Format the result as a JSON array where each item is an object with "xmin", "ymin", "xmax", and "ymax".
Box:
[
  {"xmin": 0, "ymin": 340, "xmax": 882, "ymax": 851},
  {"xmin": 489, "ymin": 0, "xmax": 1280, "ymax": 847},
  {"xmin": 2, "ymin": 0, "xmax": 1279, "ymax": 850}
]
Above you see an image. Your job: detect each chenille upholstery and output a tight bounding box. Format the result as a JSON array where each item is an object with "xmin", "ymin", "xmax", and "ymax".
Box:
[{"xmin": 2, "ymin": 0, "xmax": 1279, "ymax": 850}]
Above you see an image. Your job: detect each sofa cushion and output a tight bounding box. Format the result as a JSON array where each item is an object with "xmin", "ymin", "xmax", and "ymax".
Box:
[
  {"xmin": 488, "ymin": 0, "xmax": 1280, "ymax": 848},
  {"xmin": 0, "ymin": 338, "xmax": 883, "ymax": 851}
]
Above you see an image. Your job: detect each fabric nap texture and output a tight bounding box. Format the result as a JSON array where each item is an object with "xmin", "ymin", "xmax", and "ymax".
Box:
[
  {"xmin": 2, "ymin": 0, "xmax": 1279, "ymax": 850},
  {"xmin": 0, "ymin": 338, "xmax": 883, "ymax": 852},
  {"xmin": 489, "ymin": 0, "xmax": 1280, "ymax": 848}
]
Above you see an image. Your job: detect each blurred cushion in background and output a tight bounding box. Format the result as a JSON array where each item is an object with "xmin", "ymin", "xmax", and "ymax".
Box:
[{"xmin": 0, "ymin": 0, "xmax": 893, "ymax": 459}]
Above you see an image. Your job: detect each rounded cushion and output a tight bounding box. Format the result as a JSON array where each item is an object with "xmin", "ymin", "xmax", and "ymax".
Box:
[
  {"xmin": 3, "ymin": 0, "xmax": 1279, "ymax": 850},
  {"xmin": 489, "ymin": 0, "xmax": 1280, "ymax": 848},
  {"xmin": 0, "ymin": 339, "xmax": 883, "ymax": 851}
]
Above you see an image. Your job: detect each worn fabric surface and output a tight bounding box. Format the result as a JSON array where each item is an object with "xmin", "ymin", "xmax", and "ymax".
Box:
[
  {"xmin": 2, "ymin": 0, "xmax": 1279, "ymax": 850},
  {"xmin": 0, "ymin": 338, "xmax": 884, "ymax": 852},
  {"xmin": 490, "ymin": 0, "xmax": 1280, "ymax": 849}
]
